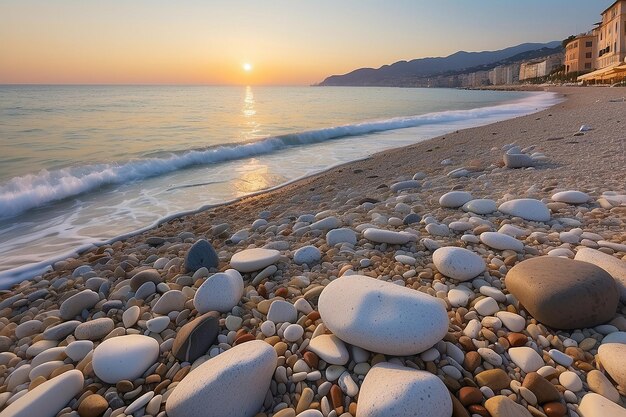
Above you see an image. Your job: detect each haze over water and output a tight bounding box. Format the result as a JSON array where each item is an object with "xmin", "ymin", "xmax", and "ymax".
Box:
[{"xmin": 0, "ymin": 85, "xmax": 558, "ymax": 283}]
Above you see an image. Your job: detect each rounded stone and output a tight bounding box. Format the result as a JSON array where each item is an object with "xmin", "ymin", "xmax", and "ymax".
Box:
[
  {"xmin": 78, "ymin": 394, "xmax": 108, "ymax": 417},
  {"xmin": 578, "ymin": 393, "xmax": 626, "ymax": 417},
  {"xmin": 439, "ymin": 191, "xmax": 472, "ymax": 208},
  {"xmin": 283, "ymin": 324, "xmax": 304, "ymax": 342},
  {"xmin": 357, "ymin": 362, "xmax": 452, "ymax": 417},
  {"xmin": 505, "ymin": 257, "xmax": 619, "ymax": 329},
  {"xmin": 598, "ymin": 343, "xmax": 626, "ymax": 388},
  {"xmin": 551, "ymin": 190, "xmax": 590, "ymax": 204},
  {"xmin": 65, "ymin": 340, "xmax": 94, "ymax": 362},
  {"xmin": 475, "ymin": 369, "xmax": 511, "ymax": 391},
  {"xmin": 293, "ymin": 246, "xmax": 321, "ymax": 265},
  {"xmin": 363, "ymin": 228, "xmax": 412, "ymax": 245},
  {"xmin": 559, "ymin": 371, "xmax": 582, "ymax": 392},
  {"xmin": 92, "ymin": 335, "xmax": 159, "ymax": 384},
  {"xmin": 166, "ymin": 340, "xmax": 277, "ymax": 417},
  {"xmin": 498, "ymin": 198, "xmax": 550, "ymax": 222},
  {"xmin": 432, "ymin": 247, "xmax": 485, "ymax": 282},
  {"xmin": 74, "ymin": 318, "xmax": 115, "ymax": 341},
  {"xmin": 485, "ymin": 395, "xmax": 532, "ymax": 417},
  {"xmin": 522, "ymin": 372, "xmax": 560, "ymax": 404},
  {"xmin": 130, "ymin": 269, "xmax": 162, "ymax": 291},
  {"xmin": 318, "ymin": 275, "xmax": 448, "ymax": 355},
  {"xmin": 586, "ymin": 370, "xmax": 620, "ymax": 403},
  {"xmin": 230, "ymin": 248, "xmax": 281, "ymax": 273},
  {"xmin": 193, "ymin": 269, "xmax": 244, "ymax": 314},
  {"xmin": 152, "ymin": 290, "xmax": 187, "ymax": 314},
  {"xmin": 267, "ymin": 300, "xmax": 297, "ymax": 323},
  {"xmin": 462, "ymin": 199, "xmax": 497, "ymax": 214},
  {"xmin": 307, "ymin": 334, "xmax": 349, "ymax": 365},
  {"xmin": 1, "ymin": 369, "xmax": 84, "ymax": 417},
  {"xmin": 480, "ymin": 232, "xmax": 524, "ymax": 252},
  {"xmin": 172, "ymin": 311, "xmax": 220, "ymax": 363},
  {"xmin": 509, "ymin": 347, "xmax": 544, "ymax": 373},
  {"xmin": 185, "ymin": 239, "xmax": 219, "ymax": 273},
  {"xmin": 59, "ymin": 290, "xmax": 99, "ymax": 320},
  {"xmin": 146, "ymin": 316, "xmax": 170, "ymax": 333},
  {"xmin": 504, "ymin": 153, "xmax": 535, "ymax": 169},
  {"xmin": 575, "ymin": 247, "xmax": 626, "ymax": 303},
  {"xmin": 326, "ymin": 228, "xmax": 357, "ymax": 246}
]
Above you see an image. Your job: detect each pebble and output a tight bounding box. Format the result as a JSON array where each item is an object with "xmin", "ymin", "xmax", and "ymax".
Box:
[
  {"xmin": 475, "ymin": 297, "xmax": 500, "ymax": 316},
  {"xmin": 432, "ymin": 247, "xmax": 485, "ymax": 281},
  {"xmin": 193, "ymin": 269, "xmax": 244, "ymax": 313},
  {"xmin": 166, "ymin": 340, "xmax": 277, "ymax": 417},
  {"xmin": 522, "ymin": 372, "xmax": 560, "ymax": 404},
  {"xmin": 597, "ymin": 343, "xmax": 626, "ymax": 388},
  {"xmin": 475, "ymin": 369, "xmax": 511, "ymax": 391},
  {"xmin": 551, "ymin": 190, "xmax": 590, "ymax": 204},
  {"xmin": 230, "ymin": 248, "xmax": 280, "ymax": 272},
  {"xmin": 74, "ymin": 317, "xmax": 115, "ymax": 340},
  {"xmin": 92, "ymin": 335, "xmax": 159, "ymax": 384},
  {"xmin": 480, "ymin": 231, "xmax": 524, "ymax": 251},
  {"xmin": 363, "ymin": 228, "xmax": 413, "ymax": 244},
  {"xmin": 293, "ymin": 245, "xmax": 322, "ymax": 265},
  {"xmin": 498, "ymin": 198, "xmax": 551, "ymax": 222},
  {"xmin": 307, "ymin": 334, "xmax": 349, "ymax": 365},
  {"xmin": 357, "ymin": 362, "xmax": 452, "ymax": 417},
  {"xmin": 152, "ymin": 290, "xmax": 186, "ymax": 314},
  {"xmin": 1, "ymin": 370, "xmax": 84, "ymax": 417},
  {"xmin": 78, "ymin": 394, "xmax": 109, "ymax": 417},
  {"xmin": 318, "ymin": 275, "xmax": 448, "ymax": 355},
  {"xmin": 267, "ymin": 300, "xmax": 298, "ymax": 323},
  {"xmin": 172, "ymin": 311, "xmax": 220, "ymax": 362},
  {"xmin": 578, "ymin": 393, "xmax": 626, "ymax": 417},
  {"xmin": 462, "ymin": 199, "xmax": 497, "ymax": 214},
  {"xmin": 586, "ymin": 370, "xmax": 620, "ymax": 402},
  {"xmin": 506, "ymin": 257, "xmax": 619, "ymax": 329},
  {"xmin": 185, "ymin": 239, "xmax": 219, "ymax": 272},
  {"xmin": 484, "ymin": 395, "xmax": 533, "ymax": 417},
  {"xmin": 65, "ymin": 340, "xmax": 94, "ymax": 362},
  {"xmin": 147, "ymin": 316, "xmax": 170, "ymax": 333},
  {"xmin": 559, "ymin": 371, "xmax": 583, "ymax": 391},
  {"xmin": 575, "ymin": 247, "xmax": 626, "ymax": 302},
  {"xmin": 509, "ymin": 347, "xmax": 544, "ymax": 373},
  {"xmin": 59, "ymin": 290, "xmax": 99, "ymax": 320},
  {"xmin": 283, "ymin": 324, "xmax": 304, "ymax": 342},
  {"xmin": 326, "ymin": 228, "xmax": 357, "ymax": 246},
  {"xmin": 439, "ymin": 191, "xmax": 472, "ymax": 208},
  {"xmin": 122, "ymin": 305, "xmax": 141, "ymax": 328},
  {"xmin": 496, "ymin": 311, "xmax": 526, "ymax": 332}
]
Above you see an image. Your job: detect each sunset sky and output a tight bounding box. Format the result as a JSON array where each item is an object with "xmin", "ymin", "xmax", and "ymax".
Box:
[{"xmin": 0, "ymin": 0, "xmax": 613, "ymax": 85}]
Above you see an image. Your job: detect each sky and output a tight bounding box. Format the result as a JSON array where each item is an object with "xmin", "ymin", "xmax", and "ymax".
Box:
[{"xmin": 0, "ymin": 0, "xmax": 614, "ymax": 85}]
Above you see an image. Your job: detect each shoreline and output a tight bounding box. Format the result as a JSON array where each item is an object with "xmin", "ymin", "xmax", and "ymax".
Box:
[
  {"xmin": 0, "ymin": 89, "xmax": 558, "ymax": 289},
  {"xmin": 0, "ymin": 86, "xmax": 625, "ymax": 417}
]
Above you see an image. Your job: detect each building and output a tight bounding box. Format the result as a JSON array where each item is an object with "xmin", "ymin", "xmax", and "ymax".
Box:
[
  {"xmin": 519, "ymin": 55, "xmax": 563, "ymax": 81},
  {"xmin": 564, "ymin": 33, "xmax": 595, "ymax": 74},
  {"xmin": 577, "ymin": 1, "xmax": 626, "ymax": 83},
  {"xmin": 489, "ymin": 66, "xmax": 508, "ymax": 85}
]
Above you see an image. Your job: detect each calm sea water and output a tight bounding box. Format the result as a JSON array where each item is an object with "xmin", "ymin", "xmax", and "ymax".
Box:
[{"xmin": 0, "ymin": 85, "xmax": 559, "ymax": 285}]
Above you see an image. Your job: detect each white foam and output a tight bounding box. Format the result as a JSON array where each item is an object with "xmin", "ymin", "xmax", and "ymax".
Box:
[{"xmin": 0, "ymin": 92, "xmax": 559, "ymax": 219}]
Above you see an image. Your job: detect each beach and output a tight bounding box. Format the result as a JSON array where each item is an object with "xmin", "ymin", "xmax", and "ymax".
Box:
[{"xmin": 1, "ymin": 86, "xmax": 625, "ymax": 417}]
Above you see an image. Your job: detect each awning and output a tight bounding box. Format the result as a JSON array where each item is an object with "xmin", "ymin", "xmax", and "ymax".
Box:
[{"xmin": 578, "ymin": 63, "xmax": 626, "ymax": 81}]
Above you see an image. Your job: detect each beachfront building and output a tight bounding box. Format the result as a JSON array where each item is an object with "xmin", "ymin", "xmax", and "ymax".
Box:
[
  {"xmin": 564, "ymin": 33, "xmax": 595, "ymax": 74},
  {"xmin": 488, "ymin": 64, "xmax": 521, "ymax": 85},
  {"xmin": 578, "ymin": 0, "xmax": 626, "ymax": 83},
  {"xmin": 519, "ymin": 55, "xmax": 562, "ymax": 81}
]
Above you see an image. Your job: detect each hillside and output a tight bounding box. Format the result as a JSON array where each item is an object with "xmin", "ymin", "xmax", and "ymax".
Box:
[{"xmin": 317, "ymin": 41, "xmax": 561, "ymax": 87}]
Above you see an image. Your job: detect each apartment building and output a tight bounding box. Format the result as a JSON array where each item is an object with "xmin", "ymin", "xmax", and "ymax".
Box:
[
  {"xmin": 519, "ymin": 56, "xmax": 562, "ymax": 81},
  {"xmin": 564, "ymin": 34, "xmax": 595, "ymax": 73}
]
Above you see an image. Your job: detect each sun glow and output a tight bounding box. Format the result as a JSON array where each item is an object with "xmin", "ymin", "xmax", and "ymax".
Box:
[{"xmin": 243, "ymin": 63, "xmax": 253, "ymax": 72}]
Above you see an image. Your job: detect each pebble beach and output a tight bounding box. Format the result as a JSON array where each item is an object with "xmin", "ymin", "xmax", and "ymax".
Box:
[{"xmin": 0, "ymin": 86, "xmax": 625, "ymax": 417}]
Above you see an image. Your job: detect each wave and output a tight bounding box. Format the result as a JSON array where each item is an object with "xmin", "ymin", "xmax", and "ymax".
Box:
[{"xmin": 0, "ymin": 92, "xmax": 559, "ymax": 219}]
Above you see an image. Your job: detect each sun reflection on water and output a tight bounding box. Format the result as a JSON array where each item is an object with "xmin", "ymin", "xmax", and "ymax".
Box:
[{"xmin": 241, "ymin": 86, "xmax": 261, "ymax": 141}]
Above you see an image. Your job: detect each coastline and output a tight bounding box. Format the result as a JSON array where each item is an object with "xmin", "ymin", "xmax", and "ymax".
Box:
[{"xmin": 1, "ymin": 86, "xmax": 625, "ymax": 417}]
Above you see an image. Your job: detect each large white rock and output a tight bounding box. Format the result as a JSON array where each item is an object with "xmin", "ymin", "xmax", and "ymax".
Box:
[
  {"xmin": 166, "ymin": 340, "xmax": 277, "ymax": 417},
  {"xmin": 598, "ymin": 343, "xmax": 626, "ymax": 388},
  {"xmin": 498, "ymin": 199, "xmax": 550, "ymax": 222},
  {"xmin": 439, "ymin": 191, "xmax": 472, "ymax": 208},
  {"xmin": 0, "ymin": 369, "xmax": 84, "ymax": 417},
  {"xmin": 318, "ymin": 275, "xmax": 448, "ymax": 355},
  {"xmin": 193, "ymin": 269, "xmax": 244, "ymax": 314},
  {"xmin": 508, "ymin": 347, "xmax": 544, "ymax": 373},
  {"xmin": 575, "ymin": 247, "xmax": 626, "ymax": 302},
  {"xmin": 92, "ymin": 335, "xmax": 159, "ymax": 384},
  {"xmin": 230, "ymin": 248, "xmax": 280, "ymax": 273},
  {"xmin": 363, "ymin": 228, "xmax": 413, "ymax": 245},
  {"xmin": 552, "ymin": 190, "xmax": 591, "ymax": 204},
  {"xmin": 578, "ymin": 393, "xmax": 626, "ymax": 417},
  {"xmin": 357, "ymin": 362, "xmax": 452, "ymax": 417},
  {"xmin": 432, "ymin": 247, "xmax": 485, "ymax": 281},
  {"xmin": 480, "ymin": 232, "xmax": 524, "ymax": 251},
  {"xmin": 462, "ymin": 199, "xmax": 497, "ymax": 215}
]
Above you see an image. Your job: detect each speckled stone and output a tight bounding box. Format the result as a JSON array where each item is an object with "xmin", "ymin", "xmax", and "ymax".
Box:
[{"xmin": 172, "ymin": 311, "xmax": 220, "ymax": 362}]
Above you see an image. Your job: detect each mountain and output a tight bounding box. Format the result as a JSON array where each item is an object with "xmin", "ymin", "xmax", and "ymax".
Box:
[{"xmin": 317, "ymin": 41, "xmax": 561, "ymax": 86}]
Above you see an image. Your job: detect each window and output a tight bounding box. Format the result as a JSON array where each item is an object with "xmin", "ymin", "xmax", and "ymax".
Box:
[
  {"xmin": 585, "ymin": 63, "xmax": 592, "ymax": 69},
  {"xmin": 614, "ymin": 42, "xmax": 617, "ymax": 52},
  {"xmin": 586, "ymin": 52, "xmax": 592, "ymax": 58},
  {"xmin": 586, "ymin": 41, "xmax": 593, "ymax": 47}
]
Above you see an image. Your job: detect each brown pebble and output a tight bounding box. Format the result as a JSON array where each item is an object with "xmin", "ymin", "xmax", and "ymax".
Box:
[
  {"xmin": 49, "ymin": 364, "xmax": 74, "ymax": 379},
  {"xmin": 464, "ymin": 351, "xmax": 481, "ymax": 372},
  {"xmin": 450, "ymin": 392, "xmax": 470, "ymax": 417},
  {"xmin": 330, "ymin": 384, "xmax": 343, "ymax": 414},
  {"xmin": 28, "ymin": 375, "xmax": 47, "ymax": 390},
  {"xmin": 154, "ymin": 379, "xmax": 171, "ymax": 395},
  {"xmin": 522, "ymin": 372, "xmax": 560, "ymax": 404},
  {"xmin": 275, "ymin": 287, "xmax": 288, "ymax": 298},
  {"xmin": 543, "ymin": 401, "xmax": 567, "ymax": 417},
  {"xmin": 234, "ymin": 333, "xmax": 256, "ymax": 345},
  {"xmin": 507, "ymin": 333, "xmax": 528, "ymax": 347},
  {"xmin": 458, "ymin": 336, "xmax": 475, "ymax": 351},
  {"xmin": 116, "ymin": 380, "xmax": 134, "ymax": 393},
  {"xmin": 145, "ymin": 374, "xmax": 161, "ymax": 384},
  {"xmin": 77, "ymin": 394, "xmax": 108, "ymax": 417},
  {"xmin": 274, "ymin": 342, "xmax": 288, "ymax": 356},
  {"xmin": 458, "ymin": 386, "xmax": 483, "ymax": 406},
  {"xmin": 475, "ymin": 369, "xmax": 511, "ymax": 391},
  {"xmin": 468, "ymin": 404, "xmax": 489, "ymax": 417},
  {"xmin": 307, "ymin": 311, "xmax": 320, "ymax": 321},
  {"xmin": 303, "ymin": 351, "xmax": 319, "ymax": 369}
]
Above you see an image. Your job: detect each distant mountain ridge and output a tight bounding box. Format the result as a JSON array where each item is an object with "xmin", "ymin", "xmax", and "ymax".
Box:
[{"xmin": 317, "ymin": 41, "xmax": 561, "ymax": 86}]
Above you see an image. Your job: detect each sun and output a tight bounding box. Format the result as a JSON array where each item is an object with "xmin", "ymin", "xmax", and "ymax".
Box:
[{"xmin": 243, "ymin": 63, "xmax": 253, "ymax": 72}]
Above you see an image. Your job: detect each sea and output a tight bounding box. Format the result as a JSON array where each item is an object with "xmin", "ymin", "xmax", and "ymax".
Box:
[{"xmin": 0, "ymin": 85, "xmax": 560, "ymax": 287}]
